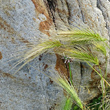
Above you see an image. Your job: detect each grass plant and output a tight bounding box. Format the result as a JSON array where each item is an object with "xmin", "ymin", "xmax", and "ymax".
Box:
[
  {"xmin": 10, "ymin": 27, "xmax": 110, "ymax": 109},
  {"xmin": 63, "ymin": 97, "xmax": 73, "ymax": 110},
  {"xmin": 58, "ymin": 77, "xmax": 83, "ymax": 109}
]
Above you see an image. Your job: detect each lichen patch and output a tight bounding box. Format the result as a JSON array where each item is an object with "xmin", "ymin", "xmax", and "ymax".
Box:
[
  {"xmin": 2, "ymin": 73, "xmax": 15, "ymax": 79},
  {"xmin": 39, "ymin": 20, "xmax": 52, "ymax": 36},
  {"xmin": 0, "ymin": 16, "xmax": 15, "ymax": 34},
  {"xmin": 0, "ymin": 52, "xmax": 2, "ymax": 60},
  {"xmin": 55, "ymin": 54, "xmax": 69, "ymax": 78},
  {"xmin": 31, "ymin": 0, "xmax": 53, "ymax": 36}
]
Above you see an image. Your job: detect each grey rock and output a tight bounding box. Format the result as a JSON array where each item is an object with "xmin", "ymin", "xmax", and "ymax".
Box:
[{"xmin": 0, "ymin": 0, "xmax": 110, "ymax": 109}]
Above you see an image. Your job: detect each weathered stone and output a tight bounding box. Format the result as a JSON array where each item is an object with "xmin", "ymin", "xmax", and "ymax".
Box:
[{"xmin": 0, "ymin": 0, "xmax": 110, "ymax": 109}]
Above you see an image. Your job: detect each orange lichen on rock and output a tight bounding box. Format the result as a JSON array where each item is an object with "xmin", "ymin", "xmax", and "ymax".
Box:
[
  {"xmin": 31, "ymin": 0, "xmax": 53, "ymax": 36},
  {"xmin": 0, "ymin": 16, "xmax": 18, "ymax": 44},
  {"xmin": 0, "ymin": 70, "xmax": 15, "ymax": 79},
  {"xmin": 0, "ymin": 52, "xmax": 2, "ymax": 60},
  {"xmin": 2, "ymin": 73, "xmax": 15, "ymax": 79},
  {"xmin": 43, "ymin": 64, "xmax": 48, "ymax": 71},
  {"xmin": 55, "ymin": 54, "xmax": 69, "ymax": 78},
  {"xmin": 0, "ymin": 16, "xmax": 15, "ymax": 34},
  {"xmin": 20, "ymin": 37, "xmax": 30, "ymax": 44},
  {"xmin": 39, "ymin": 20, "xmax": 52, "ymax": 36}
]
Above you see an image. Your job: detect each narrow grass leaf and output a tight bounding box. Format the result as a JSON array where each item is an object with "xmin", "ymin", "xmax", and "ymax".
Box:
[
  {"xmin": 63, "ymin": 97, "xmax": 73, "ymax": 110},
  {"xmin": 58, "ymin": 77, "xmax": 83, "ymax": 109}
]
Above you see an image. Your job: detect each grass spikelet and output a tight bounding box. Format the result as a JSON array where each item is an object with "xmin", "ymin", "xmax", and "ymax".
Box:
[
  {"xmin": 23, "ymin": 40, "xmax": 62, "ymax": 60},
  {"xmin": 12, "ymin": 28, "xmax": 107, "ymax": 73},
  {"xmin": 94, "ymin": 43, "xmax": 107, "ymax": 56},
  {"xmin": 55, "ymin": 47, "xmax": 99, "ymax": 65},
  {"xmin": 12, "ymin": 40, "xmax": 62, "ymax": 73},
  {"xmin": 57, "ymin": 77, "xmax": 83, "ymax": 109},
  {"xmin": 57, "ymin": 29, "xmax": 107, "ymax": 44}
]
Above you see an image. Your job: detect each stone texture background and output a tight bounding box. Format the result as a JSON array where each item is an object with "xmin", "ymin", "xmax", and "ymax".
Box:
[{"xmin": 0, "ymin": 0, "xmax": 110, "ymax": 110}]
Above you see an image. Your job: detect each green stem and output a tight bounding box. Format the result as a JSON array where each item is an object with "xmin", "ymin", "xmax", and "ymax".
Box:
[
  {"xmin": 103, "ymin": 56, "xmax": 108, "ymax": 98},
  {"xmin": 87, "ymin": 62, "xmax": 110, "ymax": 87},
  {"xmin": 98, "ymin": 65, "xmax": 104, "ymax": 110},
  {"xmin": 98, "ymin": 65, "xmax": 104, "ymax": 94},
  {"xmin": 68, "ymin": 62, "xmax": 73, "ymax": 85},
  {"xmin": 105, "ymin": 57, "xmax": 108, "ymax": 81}
]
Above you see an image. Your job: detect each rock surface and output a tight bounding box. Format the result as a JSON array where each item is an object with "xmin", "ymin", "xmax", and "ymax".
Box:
[{"xmin": 0, "ymin": 0, "xmax": 110, "ymax": 109}]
